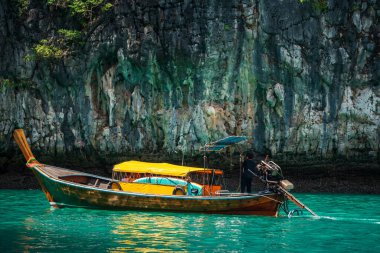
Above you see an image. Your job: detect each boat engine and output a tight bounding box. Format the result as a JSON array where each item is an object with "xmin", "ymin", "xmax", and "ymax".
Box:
[
  {"xmin": 256, "ymin": 159, "xmax": 318, "ymax": 217},
  {"xmin": 257, "ymin": 160, "xmax": 294, "ymax": 191}
]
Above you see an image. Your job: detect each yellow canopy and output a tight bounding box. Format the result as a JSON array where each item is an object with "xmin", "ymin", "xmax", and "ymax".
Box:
[{"xmin": 113, "ymin": 160, "xmax": 218, "ymax": 177}]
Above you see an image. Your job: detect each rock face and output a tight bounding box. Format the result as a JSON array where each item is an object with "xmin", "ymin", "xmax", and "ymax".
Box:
[{"xmin": 0, "ymin": 0, "xmax": 379, "ymax": 168}]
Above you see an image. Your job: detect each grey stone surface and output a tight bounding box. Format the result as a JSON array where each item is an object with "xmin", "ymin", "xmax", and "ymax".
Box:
[{"xmin": 0, "ymin": 0, "xmax": 379, "ymax": 168}]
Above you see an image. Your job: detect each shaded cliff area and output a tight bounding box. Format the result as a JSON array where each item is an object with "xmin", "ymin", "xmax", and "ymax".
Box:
[{"xmin": 0, "ymin": 0, "xmax": 379, "ymax": 191}]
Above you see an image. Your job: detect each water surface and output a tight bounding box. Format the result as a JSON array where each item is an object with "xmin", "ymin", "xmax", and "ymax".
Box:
[{"xmin": 0, "ymin": 190, "xmax": 379, "ymax": 252}]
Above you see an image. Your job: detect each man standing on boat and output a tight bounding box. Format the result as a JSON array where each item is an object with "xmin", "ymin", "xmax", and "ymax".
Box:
[{"xmin": 241, "ymin": 153, "xmax": 257, "ymax": 193}]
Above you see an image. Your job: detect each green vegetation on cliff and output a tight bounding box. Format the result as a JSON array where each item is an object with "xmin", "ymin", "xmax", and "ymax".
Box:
[
  {"xmin": 34, "ymin": 40, "xmax": 64, "ymax": 60},
  {"xmin": 24, "ymin": 1, "xmax": 113, "ymax": 60},
  {"xmin": 48, "ymin": 0, "xmax": 113, "ymax": 22},
  {"xmin": 0, "ymin": 78, "xmax": 35, "ymax": 92},
  {"xmin": 299, "ymin": 0, "xmax": 328, "ymax": 13},
  {"xmin": 13, "ymin": 0, "xmax": 29, "ymax": 16},
  {"xmin": 32, "ymin": 29, "xmax": 83, "ymax": 60}
]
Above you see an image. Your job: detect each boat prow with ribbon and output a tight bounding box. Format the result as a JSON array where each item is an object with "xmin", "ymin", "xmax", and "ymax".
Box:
[{"xmin": 13, "ymin": 129, "xmax": 317, "ymax": 217}]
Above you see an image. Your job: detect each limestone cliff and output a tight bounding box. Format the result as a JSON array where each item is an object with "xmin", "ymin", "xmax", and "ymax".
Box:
[{"xmin": 0, "ymin": 0, "xmax": 379, "ymax": 170}]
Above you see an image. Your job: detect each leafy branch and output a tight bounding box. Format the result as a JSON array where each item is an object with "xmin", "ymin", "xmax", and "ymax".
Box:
[
  {"xmin": 0, "ymin": 77, "xmax": 35, "ymax": 92},
  {"xmin": 12, "ymin": 0, "xmax": 29, "ymax": 17},
  {"xmin": 31, "ymin": 29, "xmax": 83, "ymax": 60},
  {"xmin": 299, "ymin": 0, "xmax": 328, "ymax": 13},
  {"xmin": 47, "ymin": 0, "xmax": 113, "ymax": 23},
  {"xmin": 20, "ymin": 1, "xmax": 114, "ymax": 61}
]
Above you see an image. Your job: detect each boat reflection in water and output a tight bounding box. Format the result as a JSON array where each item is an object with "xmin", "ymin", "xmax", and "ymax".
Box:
[
  {"xmin": 111, "ymin": 213, "xmax": 190, "ymax": 251},
  {"xmin": 109, "ymin": 212, "xmax": 251, "ymax": 252}
]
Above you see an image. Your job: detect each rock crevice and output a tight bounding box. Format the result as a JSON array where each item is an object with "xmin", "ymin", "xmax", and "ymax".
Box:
[{"xmin": 0, "ymin": 0, "xmax": 378, "ymax": 168}]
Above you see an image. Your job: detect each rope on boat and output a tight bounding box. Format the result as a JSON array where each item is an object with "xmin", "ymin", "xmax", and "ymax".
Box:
[
  {"xmin": 281, "ymin": 198, "xmax": 290, "ymax": 214},
  {"xmin": 26, "ymin": 157, "xmax": 38, "ymax": 165}
]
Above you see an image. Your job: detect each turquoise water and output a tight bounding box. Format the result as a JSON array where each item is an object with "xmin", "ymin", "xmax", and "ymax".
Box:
[{"xmin": 0, "ymin": 190, "xmax": 379, "ymax": 252}]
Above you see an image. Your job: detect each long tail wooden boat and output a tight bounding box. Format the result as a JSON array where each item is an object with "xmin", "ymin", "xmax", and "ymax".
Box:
[
  {"xmin": 29, "ymin": 164, "xmax": 284, "ymax": 215},
  {"xmin": 13, "ymin": 129, "xmax": 317, "ymax": 217}
]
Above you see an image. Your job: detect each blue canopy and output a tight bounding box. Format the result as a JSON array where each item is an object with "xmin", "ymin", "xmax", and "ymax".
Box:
[{"xmin": 204, "ymin": 136, "xmax": 248, "ymax": 151}]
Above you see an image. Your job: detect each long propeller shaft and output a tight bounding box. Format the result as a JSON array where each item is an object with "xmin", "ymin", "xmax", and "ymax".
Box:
[{"xmin": 278, "ymin": 186, "xmax": 318, "ymax": 217}]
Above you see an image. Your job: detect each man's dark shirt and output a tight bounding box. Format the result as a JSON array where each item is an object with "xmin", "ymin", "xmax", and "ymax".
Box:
[{"xmin": 242, "ymin": 159, "xmax": 257, "ymax": 179}]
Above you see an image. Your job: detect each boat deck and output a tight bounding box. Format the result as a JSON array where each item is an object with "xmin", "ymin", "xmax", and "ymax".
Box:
[
  {"xmin": 40, "ymin": 165, "xmax": 80, "ymax": 178},
  {"xmin": 38, "ymin": 165, "xmax": 113, "ymax": 190}
]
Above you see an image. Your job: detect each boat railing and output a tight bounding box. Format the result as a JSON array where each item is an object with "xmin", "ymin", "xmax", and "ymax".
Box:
[
  {"xmin": 215, "ymin": 190, "xmax": 230, "ymax": 195},
  {"xmin": 215, "ymin": 190, "xmax": 269, "ymax": 197}
]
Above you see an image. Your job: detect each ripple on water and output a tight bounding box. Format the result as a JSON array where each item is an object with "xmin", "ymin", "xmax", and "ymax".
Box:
[{"xmin": 0, "ymin": 190, "xmax": 379, "ymax": 252}]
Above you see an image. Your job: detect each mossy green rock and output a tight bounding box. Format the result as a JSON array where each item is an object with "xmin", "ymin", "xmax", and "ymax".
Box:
[{"xmin": 0, "ymin": 0, "xmax": 378, "ymax": 166}]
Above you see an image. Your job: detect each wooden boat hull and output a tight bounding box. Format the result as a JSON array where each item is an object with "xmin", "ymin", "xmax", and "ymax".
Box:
[{"xmin": 31, "ymin": 165, "xmax": 284, "ymax": 216}]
